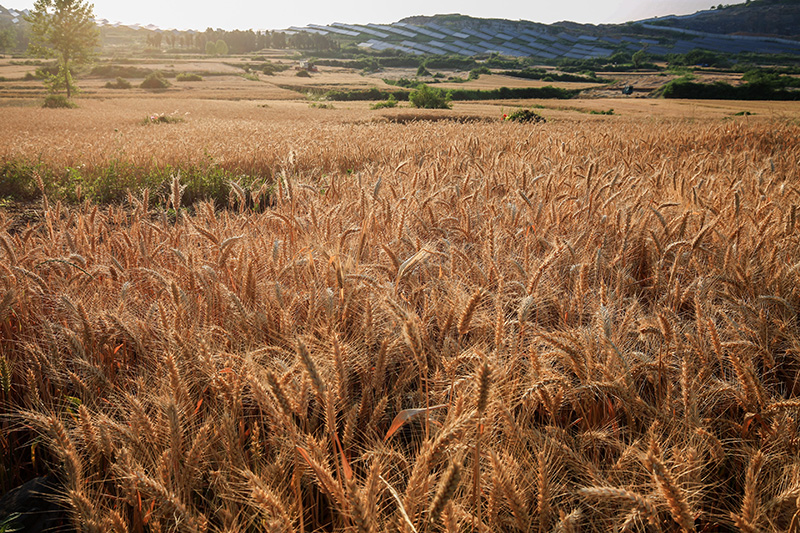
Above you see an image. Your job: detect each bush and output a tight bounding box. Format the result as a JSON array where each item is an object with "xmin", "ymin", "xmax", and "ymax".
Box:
[
  {"xmin": 383, "ymin": 78, "xmax": 422, "ymax": 89},
  {"xmin": 447, "ymin": 86, "xmax": 578, "ymax": 101},
  {"xmin": 90, "ymin": 65, "xmax": 152, "ymax": 78},
  {"xmin": 504, "ymin": 108, "xmax": 545, "ymax": 123},
  {"xmin": 322, "ymin": 87, "xmax": 408, "ymax": 101},
  {"xmin": 296, "ymin": 70, "xmax": 311, "ymax": 78},
  {"xmin": 468, "ymin": 66, "xmax": 491, "ymax": 80},
  {"xmin": 501, "ymin": 69, "xmax": 605, "ymax": 83},
  {"xmin": 659, "ymin": 77, "xmax": 799, "ymax": 100},
  {"xmin": 261, "ymin": 64, "xmax": 281, "ymax": 75},
  {"xmin": 409, "ymin": 84, "xmax": 451, "ymax": 109},
  {"xmin": 42, "ymin": 95, "xmax": 76, "ymax": 108},
  {"xmin": 105, "ymin": 77, "xmax": 132, "ymax": 89},
  {"xmin": 416, "ymin": 65, "xmax": 431, "ymax": 77},
  {"xmin": 176, "ymin": 73, "xmax": 203, "ymax": 82},
  {"xmin": 140, "ymin": 72, "xmax": 171, "ymax": 89},
  {"xmin": 370, "ymin": 95, "xmax": 398, "ymax": 109}
]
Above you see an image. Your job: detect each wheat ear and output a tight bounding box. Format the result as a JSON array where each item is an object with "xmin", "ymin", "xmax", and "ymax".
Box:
[
  {"xmin": 429, "ymin": 459, "xmax": 463, "ymax": 523},
  {"xmin": 646, "ymin": 444, "xmax": 696, "ymax": 532}
]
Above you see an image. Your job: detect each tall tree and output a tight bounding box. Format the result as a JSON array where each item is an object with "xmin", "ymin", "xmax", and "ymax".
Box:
[
  {"xmin": 0, "ymin": 26, "xmax": 16, "ymax": 54},
  {"xmin": 25, "ymin": 0, "xmax": 99, "ymax": 99}
]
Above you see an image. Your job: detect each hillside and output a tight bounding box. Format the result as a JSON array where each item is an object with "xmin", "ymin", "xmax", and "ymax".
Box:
[
  {"xmin": 293, "ymin": 3, "xmax": 800, "ymax": 61},
  {"xmin": 1, "ymin": 1, "xmax": 799, "ymax": 60},
  {"xmin": 644, "ymin": 0, "xmax": 800, "ymax": 39}
]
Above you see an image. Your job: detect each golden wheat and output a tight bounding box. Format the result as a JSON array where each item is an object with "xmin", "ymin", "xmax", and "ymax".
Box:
[{"xmin": 0, "ymin": 117, "xmax": 799, "ymax": 531}]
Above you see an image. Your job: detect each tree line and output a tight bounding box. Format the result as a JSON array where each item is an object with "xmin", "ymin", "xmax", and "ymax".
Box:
[{"xmin": 143, "ymin": 28, "xmax": 338, "ymax": 54}]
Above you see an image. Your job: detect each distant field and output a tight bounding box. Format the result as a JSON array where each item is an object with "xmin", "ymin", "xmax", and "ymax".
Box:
[
  {"xmin": 2, "ymin": 52, "xmax": 800, "ymax": 533},
  {"xmin": 0, "ymin": 54, "xmax": 757, "ymax": 100}
]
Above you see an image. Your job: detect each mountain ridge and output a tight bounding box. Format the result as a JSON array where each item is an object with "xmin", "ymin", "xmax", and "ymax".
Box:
[{"xmin": 0, "ymin": 1, "xmax": 798, "ymax": 39}]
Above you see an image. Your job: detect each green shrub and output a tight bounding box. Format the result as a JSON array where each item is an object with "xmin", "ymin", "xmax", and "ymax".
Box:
[
  {"xmin": 296, "ymin": 70, "xmax": 311, "ymax": 78},
  {"xmin": 416, "ymin": 65, "xmax": 431, "ymax": 77},
  {"xmin": 370, "ymin": 95, "xmax": 398, "ymax": 109},
  {"xmin": 105, "ymin": 77, "xmax": 132, "ymax": 89},
  {"xmin": 504, "ymin": 108, "xmax": 546, "ymax": 123},
  {"xmin": 140, "ymin": 72, "xmax": 171, "ymax": 89},
  {"xmin": 409, "ymin": 84, "xmax": 451, "ymax": 109},
  {"xmin": 383, "ymin": 78, "xmax": 422, "ymax": 89},
  {"xmin": 468, "ymin": 66, "xmax": 491, "ymax": 80},
  {"xmin": 90, "ymin": 65, "xmax": 153, "ymax": 78},
  {"xmin": 589, "ymin": 108, "xmax": 614, "ymax": 115},
  {"xmin": 322, "ymin": 87, "xmax": 408, "ymax": 101},
  {"xmin": 501, "ymin": 68, "xmax": 606, "ymax": 83},
  {"xmin": 659, "ymin": 77, "xmax": 799, "ymax": 100},
  {"xmin": 43, "ymin": 95, "xmax": 76, "ymax": 108},
  {"xmin": 176, "ymin": 72, "xmax": 203, "ymax": 82},
  {"xmin": 447, "ymin": 86, "xmax": 577, "ymax": 101}
]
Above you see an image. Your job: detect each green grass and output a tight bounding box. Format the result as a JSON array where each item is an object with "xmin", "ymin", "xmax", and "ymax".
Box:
[
  {"xmin": 0, "ymin": 159, "xmax": 275, "ymax": 207},
  {"xmin": 176, "ymin": 72, "xmax": 204, "ymax": 82},
  {"xmin": 589, "ymin": 108, "xmax": 615, "ymax": 115}
]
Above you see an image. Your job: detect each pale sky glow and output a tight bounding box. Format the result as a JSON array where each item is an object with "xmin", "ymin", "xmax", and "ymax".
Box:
[{"xmin": 12, "ymin": 0, "xmax": 725, "ymax": 31}]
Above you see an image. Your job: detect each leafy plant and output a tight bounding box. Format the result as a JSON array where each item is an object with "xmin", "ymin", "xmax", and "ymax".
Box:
[
  {"xmin": 25, "ymin": 0, "xmax": 99, "ymax": 98},
  {"xmin": 0, "ymin": 513, "xmax": 21, "ymax": 533},
  {"xmin": 176, "ymin": 72, "xmax": 203, "ymax": 82},
  {"xmin": 42, "ymin": 94, "xmax": 76, "ymax": 108},
  {"xmin": 409, "ymin": 84, "xmax": 451, "ymax": 109},
  {"xmin": 104, "ymin": 76, "xmax": 132, "ymax": 89},
  {"xmin": 504, "ymin": 108, "xmax": 546, "ymax": 123},
  {"xmin": 416, "ymin": 64, "xmax": 432, "ymax": 77},
  {"xmin": 140, "ymin": 71, "xmax": 171, "ymax": 89},
  {"xmin": 370, "ymin": 95, "xmax": 398, "ymax": 110},
  {"xmin": 468, "ymin": 66, "xmax": 491, "ymax": 80}
]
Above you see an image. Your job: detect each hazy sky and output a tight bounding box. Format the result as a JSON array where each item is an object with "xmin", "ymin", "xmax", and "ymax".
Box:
[{"xmin": 12, "ymin": 0, "xmax": 725, "ymax": 30}]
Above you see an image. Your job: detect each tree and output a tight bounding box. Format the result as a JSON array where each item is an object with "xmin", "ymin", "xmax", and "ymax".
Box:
[
  {"xmin": 271, "ymin": 32, "xmax": 286, "ymax": 49},
  {"xmin": 0, "ymin": 26, "xmax": 16, "ymax": 54},
  {"xmin": 409, "ymin": 84, "xmax": 451, "ymax": 109},
  {"xmin": 632, "ymin": 49, "xmax": 648, "ymax": 69},
  {"xmin": 215, "ymin": 39, "xmax": 229, "ymax": 56},
  {"xmin": 25, "ymin": 0, "xmax": 99, "ymax": 99},
  {"xmin": 205, "ymin": 41, "xmax": 216, "ymax": 55}
]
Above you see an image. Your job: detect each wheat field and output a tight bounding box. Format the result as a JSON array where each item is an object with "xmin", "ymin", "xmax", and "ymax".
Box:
[{"xmin": 1, "ymin": 117, "xmax": 800, "ymax": 532}]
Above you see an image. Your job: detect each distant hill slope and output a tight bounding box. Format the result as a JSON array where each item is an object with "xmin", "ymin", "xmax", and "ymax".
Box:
[
  {"xmin": 644, "ymin": 0, "xmax": 800, "ymax": 40},
  {"xmin": 0, "ymin": 4, "xmax": 27, "ymax": 25},
  {"xmin": 2, "ymin": 1, "xmax": 799, "ymax": 59},
  {"xmin": 352, "ymin": 7, "xmax": 800, "ymax": 60}
]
